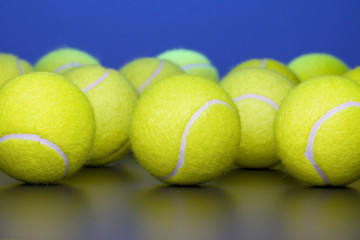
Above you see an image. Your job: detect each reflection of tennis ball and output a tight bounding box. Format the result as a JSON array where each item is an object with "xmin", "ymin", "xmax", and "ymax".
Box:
[
  {"xmin": 131, "ymin": 74, "xmax": 240, "ymax": 185},
  {"xmin": 275, "ymin": 76, "xmax": 360, "ymax": 186},
  {"xmin": 218, "ymin": 169, "xmax": 295, "ymax": 237},
  {"xmin": 281, "ymin": 188, "xmax": 360, "ymax": 240},
  {"xmin": 0, "ymin": 72, "xmax": 95, "ymax": 184},
  {"xmin": 227, "ymin": 58, "xmax": 299, "ymax": 84},
  {"xmin": 288, "ymin": 53, "xmax": 349, "ymax": 82},
  {"xmin": 0, "ymin": 184, "xmax": 87, "ymax": 239},
  {"xmin": 157, "ymin": 48, "xmax": 219, "ymax": 81},
  {"xmin": 343, "ymin": 66, "xmax": 360, "ymax": 83},
  {"xmin": 0, "ymin": 53, "xmax": 32, "ymax": 86},
  {"xmin": 65, "ymin": 162, "xmax": 136, "ymax": 231},
  {"xmin": 35, "ymin": 48, "xmax": 100, "ymax": 74},
  {"xmin": 64, "ymin": 66, "xmax": 138, "ymax": 166},
  {"xmin": 133, "ymin": 186, "xmax": 232, "ymax": 240},
  {"xmin": 221, "ymin": 69, "xmax": 294, "ymax": 168},
  {"xmin": 119, "ymin": 57, "xmax": 183, "ymax": 94}
]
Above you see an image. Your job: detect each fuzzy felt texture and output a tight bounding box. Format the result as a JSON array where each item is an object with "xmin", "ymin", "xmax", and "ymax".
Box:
[
  {"xmin": 183, "ymin": 66, "xmax": 219, "ymax": 83},
  {"xmin": 343, "ymin": 66, "xmax": 360, "ymax": 84},
  {"xmin": 119, "ymin": 57, "xmax": 183, "ymax": 94},
  {"xmin": 65, "ymin": 66, "xmax": 138, "ymax": 166},
  {"xmin": 0, "ymin": 53, "xmax": 32, "ymax": 86},
  {"xmin": 274, "ymin": 76, "xmax": 360, "ymax": 186},
  {"xmin": 35, "ymin": 48, "xmax": 100, "ymax": 74},
  {"xmin": 0, "ymin": 72, "xmax": 95, "ymax": 183},
  {"xmin": 221, "ymin": 68, "xmax": 294, "ymax": 169},
  {"xmin": 288, "ymin": 53, "xmax": 349, "ymax": 82},
  {"xmin": 228, "ymin": 58, "xmax": 299, "ymax": 84},
  {"xmin": 130, "ymin": 74, "xmax": 240, "ymax": 185},
  {"xmin": 157, "ymin": 48, "xmax": 219, "ymax": 82}
]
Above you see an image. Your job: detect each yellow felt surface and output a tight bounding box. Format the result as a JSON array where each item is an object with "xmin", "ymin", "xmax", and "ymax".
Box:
[
  {"xmin": 221, "ymin": 69, "xmax": 294, "ymax": 168},
  {"xmin": 130, "ymin": 74, "xmax": 240, "ymax": 185},
  {"xmin": 343, "ymin": 66, "xmax": 360, "ymax": 84},
  {"xmin": 35, "ymin": 48, "xmax": 100, "ymax": 74},
  {"xmin": 65, "ymin": 66, "xmax": 138, "ymax": 166},
  {"xmin": 0, "ymin": 140, "xmax": 65, "ymax": 183},
  {"xmin": 119, "ymin": 57, "xmax": 183, "ymax": 94},
  {"xmin": 0, "ymin": 72, "xmax": 95, "ymax": 183},
  {"xmin": 275, "ymin": 76, "xmax": 360, "ymax": 186},
  {"xmin": 288, "ymin": 53, "xmax": 349, "ymax": 82},
  {"xmin": 184, "ymin": 66, "xmax": 219, "ymax": 83},
  {"xmin": 157, "ymin": 48, "xmax": 219, "ymax": 81},
  {"xmin": 228, "ymin": 58, "xmax": 299, "ymax": 84},
  {"xmin": 0, "ymin": 53, "xmax": 32, "ymax": 86}
]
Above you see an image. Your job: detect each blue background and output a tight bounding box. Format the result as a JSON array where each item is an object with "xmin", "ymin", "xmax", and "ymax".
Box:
[{"xmin": 1, "ymin": 0, "xmax": 359, "ymax": 77}]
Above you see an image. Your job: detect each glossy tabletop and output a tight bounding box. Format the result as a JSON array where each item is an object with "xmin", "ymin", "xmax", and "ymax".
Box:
[{"xmin": 0, "ymin": 154, "xmax": 359, "ymax": 240}]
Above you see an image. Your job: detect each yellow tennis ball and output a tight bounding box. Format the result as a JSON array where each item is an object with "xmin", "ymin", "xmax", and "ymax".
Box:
[
  {"xmin": 228, "ymin": 58, "xmax": 299, "ymax": 84},
  {"xmin": 343, "ymin": 66, "xmax": 360, "ymax": 83},
  {"xmin": 221, "ymin": 68, "xmax": 294, "ymax": 168},
  {"xmin": 275, "ymin": 76, "xmax": 360, "ymax": 186},
  {"xmin": 64, "ymin": 65, "xmax": 138, "ymax": 166},
  {"xmin": 130, "ymin": 74, "xmax": 240, "ymax": 185},
  {"xmin": 35, "ymin": 47, "xmax": 100, "ymax": 74},
  {"xmin": 119, "ymin": 57, "xmax": 183, "ymax": 94},
  {"xmin": 157, "ymin": 48, "xmax": 219, "ymax": 81},
  {"xmin": 288, "ymin": 53, "xmax": 349, "ymax": 82},
  {"xmin": 0, "ymin": 53, "xmax": 32, "ymax": 86},
  {"xmin": 0, "ymin": 72, "xmax": 95, "ymax": 184}
]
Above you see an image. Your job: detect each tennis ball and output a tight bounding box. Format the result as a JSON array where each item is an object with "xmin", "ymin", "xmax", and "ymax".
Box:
[
  {"xmin": 343, "ymin": 66, "xmax": 360, "ymax": 84},
  {"xmin": 228, "ymin": 58, "xmax": 299, "ymax": 84},
  {"xmin": 220, "ymin": 68, "xmax": 294, "ymax": 168},
  {"xmin": 119, "ymin": 57, "xmax": 183, "ymax": 94},
  {"xmin": 64, "ymin": 65, "xmax": 138, "ymax": 166},
  {"xmin": 0, "ymin": 72, "xmax": 95, "ymax": 184},
  {"xmin": 0, "ymin": 53, "xmax": 32, "ymax": 86},
  {"xmin": 288, "ymin": 53, "xmax": 349, "ymax": 82},
  {"xmin": 157, "ymin": 48, "xmax": 219, "ymax": 81},
  {"xmin": 275, "ymin": 76, "xmax": 360, "ymax": 186},
  {"xmin": 35, "ymin": 47, "xmax": 100, "ymax": 74},
  {"xmin": 130, "ymin": 74, "xmax": 240, "ymax": 185}
]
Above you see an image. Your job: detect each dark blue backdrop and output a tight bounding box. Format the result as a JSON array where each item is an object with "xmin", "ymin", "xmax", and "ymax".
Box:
[{"xmin": 1, "ymin": 0, "xmax": 359, "ymax": 77}]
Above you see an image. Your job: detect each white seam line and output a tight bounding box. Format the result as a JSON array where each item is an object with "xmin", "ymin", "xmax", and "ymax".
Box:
[
  {"xmin": 260, "ymin": 59, "xmax": 266, "ymax": 68},
  {"xmin": 0, "ymin": 134, "xmax": 69, "ymax": 177},
  {"xmin": 159, "ymin": 100, "xmax": 234, "ymax": 180},
  {"xmin": 233, "ymin": 94, "xmax": 279, "ymax": 110},
  {"xmin": 54, "ymin": 62, "xmax": 84, "ymax": 73},
  {"xmin": 82, "ymin": 69, "xmax": 109, "ymax": 92},
  {"xmin": 16, "ymin": 58, "xmax": 23, "ymax": 74},
  {"xmin": 305, "ymin": 101, "xmax": 360, "ymax": 185},
  {"xmin": 138, "ymin": 60, "xmax": 164, "ymax": 93},
  {"xmin": 181, "ymin": 63, "xmax": 212, "ymax": 70}
]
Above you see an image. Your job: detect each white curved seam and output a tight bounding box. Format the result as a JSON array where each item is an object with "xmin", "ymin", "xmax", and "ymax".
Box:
[
  {"xmin": 305, "ymin": 101, "xmax": 360, "ymax": 185},
  {"xmin": 138, "ymin": 60, "xmax": 164, "ymax": 93},
  {"xmin": 82, "ymin": 69, "xmax": 109, "ymax": 92},
  {"xmin": 159, "ymin": 100, "xmax": 234, "ymax": 180},
  {"xmin": 0, "ymin": 134, "xmax": 69, "ymax": 176},
  {"xmin": 181, "ymin": 63, "xmax": 212, "ymax": 70},
  {"xmin": 260, "ymin": 59, "xmax": 266, "ymax": 68},
  {"xmin": 54, "ymin": 62, "xmax": 83, "ymax": 73},
  {"xmin": 16, "ymin": 58, "xmax": 23, "ymax": 74},
  {"xmin": 233, "ymin": 94, "xmax": 278, "ymax": 110}
]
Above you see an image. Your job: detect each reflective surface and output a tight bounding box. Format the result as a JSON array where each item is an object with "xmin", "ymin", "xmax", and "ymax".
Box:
[{"xmin": 0, "ymin": 155, "xmax": 360, "ymax": 240}]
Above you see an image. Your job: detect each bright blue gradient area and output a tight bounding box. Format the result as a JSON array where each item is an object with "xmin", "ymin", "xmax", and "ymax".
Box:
[{"xmin": 1, "ymin": 0, "xmax": 359, "ymax": 76}]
